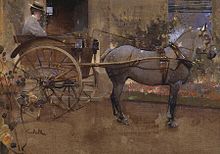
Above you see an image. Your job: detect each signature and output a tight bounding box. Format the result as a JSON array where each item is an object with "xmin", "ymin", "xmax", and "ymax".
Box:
[{"xmin": 26, "ymin": 128, "xmax": 46, "ymax": 136}]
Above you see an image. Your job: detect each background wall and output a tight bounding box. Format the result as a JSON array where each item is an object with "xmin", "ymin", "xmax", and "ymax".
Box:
[
  {"xmin": 88, "ymin": 0, "xmax": 168, "ymax": 57},
  {"xmin": 0, "ymin": 0, "xmax": 47, "ymax": 59},
  {"xmin": 0, "ymin": 0, "xmax": 31, "ymax": 59}
]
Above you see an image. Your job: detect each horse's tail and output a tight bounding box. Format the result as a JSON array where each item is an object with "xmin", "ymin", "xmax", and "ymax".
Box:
[{"xmin": 100, "ymin": 48, "xmax": 114, "ymax": 62}]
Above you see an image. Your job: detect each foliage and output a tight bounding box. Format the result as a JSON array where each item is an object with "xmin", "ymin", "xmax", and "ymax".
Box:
[{"xmin": 111, "ymin": 12, "xmax": 179, "ymax": 50}]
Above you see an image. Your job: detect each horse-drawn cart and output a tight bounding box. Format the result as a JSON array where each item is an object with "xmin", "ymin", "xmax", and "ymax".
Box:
[{"xmin": 10, "ymin": 25, "xmax": 217, "ymax": 123}]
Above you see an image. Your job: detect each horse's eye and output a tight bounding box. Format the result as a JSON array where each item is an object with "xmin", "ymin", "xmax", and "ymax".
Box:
[
  {"xmin": 196, "ymin": 48, "xmax": 202, "ymax": 54},
  {"xmin": 198, "ymin": 31, "xmax": 203, "ymax": 37},
  {"xmin": 204, "ymin": 34, "xmax": 210, "ymax": 40}
]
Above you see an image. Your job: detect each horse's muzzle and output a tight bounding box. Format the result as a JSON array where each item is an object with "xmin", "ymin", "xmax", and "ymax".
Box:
[{"xmin": 207, "ymin": 50, "xmax": 217, "ymax": 60}]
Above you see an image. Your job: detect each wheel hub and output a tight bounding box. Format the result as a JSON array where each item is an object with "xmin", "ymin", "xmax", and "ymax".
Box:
[{"xmin": 40, "ymin": 79, "xmax": 55, "ymax": 89}]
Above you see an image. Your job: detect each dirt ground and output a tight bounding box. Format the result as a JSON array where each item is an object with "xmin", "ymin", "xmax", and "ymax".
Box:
[{"xmin": 14, "ymin": 99, "xmax": 220, "ymax": 154}]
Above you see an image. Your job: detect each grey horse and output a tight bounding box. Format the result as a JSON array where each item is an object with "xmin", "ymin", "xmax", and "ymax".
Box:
[{"xmin": 101, "ymin": 25, "xmax": 217, "ymax": 127}]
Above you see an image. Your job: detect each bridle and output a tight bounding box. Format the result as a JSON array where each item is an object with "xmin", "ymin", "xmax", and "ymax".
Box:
[
  {"xmin": 159, "ymin": 28, "xmax": 216, "ymax": 84},
  {"xmin": 195, "ymin": 30, "xmax": 217, "ymax": 60}
]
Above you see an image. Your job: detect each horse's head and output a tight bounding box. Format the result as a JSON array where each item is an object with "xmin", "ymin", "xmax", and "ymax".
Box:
[
  {"xmin": 194, "ymin": 24, "xmax": 217, "ymax": 60},
  {"xmin": 175, "ymin": 24, "xmax": 217, "ymax": 61}
]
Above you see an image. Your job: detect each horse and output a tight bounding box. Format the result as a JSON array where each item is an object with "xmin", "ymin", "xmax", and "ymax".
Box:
[{"xmin": 101, "ymin": 24, "xmax": 217, "ymax": 128}]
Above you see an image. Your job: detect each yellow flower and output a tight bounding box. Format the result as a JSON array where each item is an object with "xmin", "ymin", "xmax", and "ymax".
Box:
[
  {"xmin": 0, "ymin": 124, "xmax": 10, "ymax": 138},
  {"xmin": 0, "ymin": 118, "xmax": 12, "ymax": 147},
  {"xmin": 28, "ymin": 92, "xmax": 38, "ymax": 104},
  {"xmin": 2, "ymin": 133, "xmax": 12, "ymax": 146}
]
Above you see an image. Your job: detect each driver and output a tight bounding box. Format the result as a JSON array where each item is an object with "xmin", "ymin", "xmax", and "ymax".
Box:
[{"xmin": 22, "ymin": 1, "xmax": 47, "ymax": 36}]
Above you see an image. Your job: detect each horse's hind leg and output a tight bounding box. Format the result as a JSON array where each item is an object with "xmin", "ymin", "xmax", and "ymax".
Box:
[
  {"xmin": 167, "ymin": 81, "xmax": 182, "ymax": 128},
  {"xmin": 110, "ymin": 90, "xmax": 117, "ymax": 116},
  {"xmin": 110, "ymin": 78, "xmax": 128, "ymax": 125}
]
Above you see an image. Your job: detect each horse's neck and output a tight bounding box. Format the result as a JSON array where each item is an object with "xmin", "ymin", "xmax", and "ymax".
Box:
[
  {"xmin": 173, "ymin": 29, "xmax": 197, "ymax": 61},
  {"xmin": 179, "ymin": 47, "xmax": 195, "ymax": 61},
  {"xmin": 165, "ymin": 45, "xmax": 195, "ymax": 61}
]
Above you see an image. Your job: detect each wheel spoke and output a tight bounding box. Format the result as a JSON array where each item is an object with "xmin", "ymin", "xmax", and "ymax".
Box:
[
  {"xmin": 35, "ymin": 51, "xmax": 42, "ymax": 67},
  {"xmin": 60, "ymin": 56, "xmax": 68, "ymax": 65},
  {"xmin": 54, "ymin": 68, "xmax": 73, "ymax": 80},
  {"xmin": 50, "ymin": 88, "xmax": 68, "ymax": 109},
  {"xmin": 71, "ymin": 86, "xmax": 80, "ymax": 99},
  {"xmin": 49, "ymin": 50, "xmax": 53, "ymax": 68},
  {"xmin": 25, "ymin": 55, "xmax": 37, "ymax": 70}
]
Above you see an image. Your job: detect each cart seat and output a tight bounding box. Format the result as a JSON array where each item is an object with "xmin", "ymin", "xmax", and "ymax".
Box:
[{"xmin": 14, "ymin": 35, "xmax": 35, "ymax": 44}]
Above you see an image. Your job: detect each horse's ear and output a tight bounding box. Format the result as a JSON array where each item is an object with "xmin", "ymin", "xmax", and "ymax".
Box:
[{"xmin": 201, "ymin": 23, "xmax": 207, "ymax": 32}]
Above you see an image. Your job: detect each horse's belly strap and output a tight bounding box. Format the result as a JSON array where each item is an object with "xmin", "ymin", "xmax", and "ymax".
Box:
[{"xmin": 160, "ymin": 57, "xmax": 169, "ymax": 84}]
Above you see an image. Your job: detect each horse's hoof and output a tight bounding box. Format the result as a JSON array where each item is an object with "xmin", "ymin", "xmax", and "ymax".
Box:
[
  {"xmin": 53, "ymin": 114, "xmax": 57, "ymax": 119},
  {"xmin": 167, "ymin": 121, "xmax": 178, "ymax": 128},
  {"xmin": 117, "ymin": 116, "xmax": 129, "ymax": 125},
  {"xmin": 36, "ymin": 116, "xmax": 40, "ymax": 120}
]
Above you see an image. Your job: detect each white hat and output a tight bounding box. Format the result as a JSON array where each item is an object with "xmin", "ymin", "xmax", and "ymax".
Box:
[{"xmin": 29, "ymin": 1, "xmax": 44, "ymax": 12}]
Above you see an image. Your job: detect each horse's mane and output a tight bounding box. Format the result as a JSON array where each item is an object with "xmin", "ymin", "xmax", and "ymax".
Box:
[{"xmin": 174, "ymin": 28, "xmax": 197, "ymax": 43}]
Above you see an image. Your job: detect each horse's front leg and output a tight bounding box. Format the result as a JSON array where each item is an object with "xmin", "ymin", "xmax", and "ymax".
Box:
[{"xmin": 167, "ymin": 81, "xmax": 182, "ymax": 128}]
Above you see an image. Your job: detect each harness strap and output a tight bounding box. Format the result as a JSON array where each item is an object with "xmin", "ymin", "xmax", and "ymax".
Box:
[
  {"xmin": 156, "ymin": 47, "xmax": 170, "ymax": 84},
  {"xmin": 169, "ymin": 42, "xmax": 186, "ymax": 59},
  {"xmin": 158, "ymin": 42, "xmax": 189, "ymax": 84},
  {"xmin": 160, "ymin": 56, "xmax": 170, "ymax": 84}
]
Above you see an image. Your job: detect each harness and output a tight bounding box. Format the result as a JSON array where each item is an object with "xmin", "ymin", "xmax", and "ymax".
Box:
[
  {"xmin": 158, "ymin": 42, "xmax": 193, "ymax": 84},
  {"xmin": 156, "ymin": 47, "xmax": 170, "ymax": 84}
]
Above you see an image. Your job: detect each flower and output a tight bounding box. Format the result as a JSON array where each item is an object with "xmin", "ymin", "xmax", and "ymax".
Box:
[
  {"xmin": 2, "ymin": 133, "xmax": 12, "ymax": 146},
  {"xmin": 0, "ymin": 117, "xmax": 12, "ymax": 146}
]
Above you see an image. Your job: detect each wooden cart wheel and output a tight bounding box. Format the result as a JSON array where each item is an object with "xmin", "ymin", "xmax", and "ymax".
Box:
[{"xmin": 13, "ymin": 46, "xmax": 82, "ymax": 120}]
